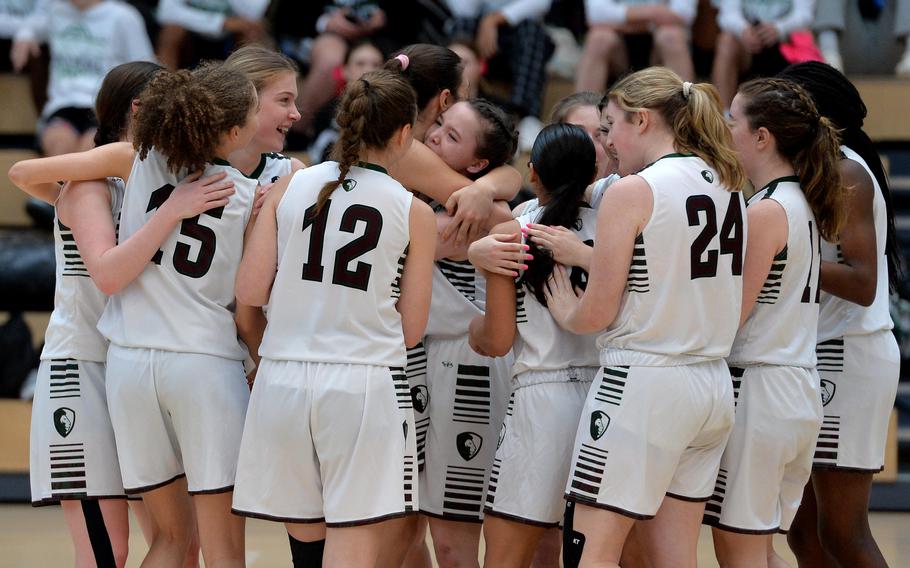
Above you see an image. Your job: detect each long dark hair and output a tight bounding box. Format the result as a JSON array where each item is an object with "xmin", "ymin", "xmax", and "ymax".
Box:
[
  {"xmin": 94, "ymin": 61, "xmax": 163, "ymax": 146},
  {"xmin": 522, "ymin": 124, "xmax": 596, "ymax": 306},
  {"xmin": 778, "ymin": 61, "xmax": 902, "ymax": 289},
  {"xmin": 384, "ymin": 44, "xmax": 462, "ymax": 111}
]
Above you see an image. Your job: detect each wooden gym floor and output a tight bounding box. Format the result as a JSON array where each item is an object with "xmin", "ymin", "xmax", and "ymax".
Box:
[{"xmin": 0, "ymin": 504, "xmax": 908, "ymax": 566}]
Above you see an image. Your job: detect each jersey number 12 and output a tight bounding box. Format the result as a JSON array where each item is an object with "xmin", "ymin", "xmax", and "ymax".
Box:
[{"xmin": 301, "ymin": 199, "xmax": 383, "ymax": 291}]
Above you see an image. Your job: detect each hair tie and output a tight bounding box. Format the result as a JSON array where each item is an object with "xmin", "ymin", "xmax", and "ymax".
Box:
[
  {"xmin": 395, "ymin": 54, "xmax": 410, "ymax": 71},
  {"xmin": 682, "ymin": 81, "xmax": 693, "ymax": 99}
]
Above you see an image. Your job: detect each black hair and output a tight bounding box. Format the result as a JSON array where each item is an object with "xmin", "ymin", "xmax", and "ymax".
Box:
[
  {"xmin": 385, "ymin": 44, "xmax": 463, "ymax": 111},
  {"xmin": 465, "ymin": 98, "xmax": 517, "ymax": 179},
  {"xmin": 521, "ymin": 123, "xmax": 596, "ymax": 306},
  {"xmin": 778, "ymin": 61, "xmax": 902, "ymax": 290}
]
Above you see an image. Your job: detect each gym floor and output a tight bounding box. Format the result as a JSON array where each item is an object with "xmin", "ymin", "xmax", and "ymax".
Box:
[{"xmin": 1, "ymin": 505, "xmax": 909, "ymax": 566}]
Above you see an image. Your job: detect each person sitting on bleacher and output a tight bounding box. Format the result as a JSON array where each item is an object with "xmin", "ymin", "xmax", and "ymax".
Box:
[
  {"xmin": 2, "ymin": 0, "xmax": 49, "ymax": 115},
  {"xmin": 11, "ymin": 0, "xmax": 154, "ymax": 157},
  {"xmin": 155, "ymin": 0, "xmax": 270, "ymax": 70},
  {"xmin": 444, "ymin": 0, "xmax": 554, "ymax": 152},
  {"xmin": 574, "ymin": 0, "xmax": 696, "ymax": 93},
  {"xmin": 711, "ymin": 0, "xmax": 815, "ymax": 108},
  {"xmin": 814, "ymin": 0, "xmax": 910, "ymax": 75}
]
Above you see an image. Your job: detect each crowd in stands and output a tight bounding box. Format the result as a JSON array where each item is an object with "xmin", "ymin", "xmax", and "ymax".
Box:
[{"xmin": 3, "ymin": 0, "xmax": 910, "ymax": 159}]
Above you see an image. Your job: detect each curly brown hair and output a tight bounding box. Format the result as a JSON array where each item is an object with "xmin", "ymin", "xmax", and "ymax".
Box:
[
  {"xmin": 132, "ymin": 61, "xmax": 257, "ymax": 173},
  {"xmin": 316, "ymin": 69, "xmax": 417, "ymax": 213}
]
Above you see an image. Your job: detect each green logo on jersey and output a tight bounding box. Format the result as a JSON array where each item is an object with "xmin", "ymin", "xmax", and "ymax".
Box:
[
  {"xmin": 820, "ymin": 379, "xmax": 836, "ymax": 406},
  {"xmin": 590, "ymin": 411, "xmax": 610, "ymax": 440},
  {"xmin": 342, "ymin": 179, "xmax": 357, "ymax": 192},
  {"xmin": 457, "ymin": 432, "xmax": 483, "ymax": 461},
  {"xmin": 54, "ymin": 408, "xmax": 76, "ymax": 438},
  {"xmin": 701, "ymin": 170, "xmax": 715, "ymax": 183},
  {"xmin": 411, "ymin": 385, "xmax": 429, "ymax": 413}
]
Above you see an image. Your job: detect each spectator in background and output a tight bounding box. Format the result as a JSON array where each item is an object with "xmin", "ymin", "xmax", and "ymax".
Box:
[
  {"xmin": 575, "ymin": 0, "xmax": 696, "ymax": 93},
  {"xmin": 2, "ymin": 0, "xmax": 49, "ymax": 114},
  {"xmin": 449, "ymin": 37, "xmax": 483, "ymax": 98},
  {"xmin": 445, "ymin": 0, "xmax": 554, "ymax": 151},
  {"xmin": 12, "ymin": 0, "xmax": 154, "ymax": 156},
  {"xmin": 711, "ymin": 0, "xmax": 815, "ymax": 108},
  {"xmin": 814, "ymin": 0, "xmax": 910, "ymax": 75},
  {"xmin": 155, "ymin": 0, "xmax": 270, "ymax": 70},
  {"xmin": 292, "ymin": 0, "xmax": 390, "ymax": 139},
  {"xmin": 308, "ymin": 39, "xmax": 384, "ymax": 163}
]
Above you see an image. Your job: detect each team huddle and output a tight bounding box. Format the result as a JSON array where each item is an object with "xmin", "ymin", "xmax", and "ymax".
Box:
[{"xmin": 8, "ymin": 42, "xmax": 899, "ymax": 568}]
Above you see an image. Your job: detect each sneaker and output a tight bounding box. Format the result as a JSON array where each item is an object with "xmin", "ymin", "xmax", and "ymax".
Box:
[
  {"xmin": 822, "ymin": 49, "xmax": 843, "ymax": 72},
  {"xmin": 896, "ymin": 51, "xmax": 910, "ymax": 76},
  {"xmin": 518, "ymin": 115, "xmax": 543, "ymax": 153}
]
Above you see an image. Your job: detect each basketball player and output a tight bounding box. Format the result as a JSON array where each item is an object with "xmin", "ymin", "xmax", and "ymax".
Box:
[
  {"xmin": 9, "ymin": 62, "xmax": 235, "ymax": 567},
  {"xmin": 544, "ymin": 68, "xmax": 747, "ymax": 568},
  {"xmin": 703, "ymin": 77, "xmax": 846, "ymax": 567},
  {"xmin": 467, "ymin": 123, "xmax": 600, "ymax": 567},
  {"xmin": 230, "ymin": 68, "xmax": 435, "ymax": 566},
  {"xmin": 779, "ymin": 62, "xmax": 902, "ymax": 568}
]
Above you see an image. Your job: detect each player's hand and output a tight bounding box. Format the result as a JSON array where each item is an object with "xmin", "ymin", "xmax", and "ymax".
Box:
[
  {"xmin": 523, "ymin": 224, "xmax": 591, "ymax": 269},
  {"xmin": 467, "ymin": 232, "xmax": 529, "ymax": 277},
  {"xmin": 544, "ymin": 264, "xmax": 583, "ymax": 330},
  {"xmin": 443, "ymin": 182, "xmax": 495, "ymax": 247},
  {"xmin": 10, "ymin": 40, "xmax": 40, "ymax": 73},
  {"xmin": 163, "ymin": 171, "xmax": 235, "ymax": 220},
  {"xmin": 477, "ymin": 13, "xmax": 501, "ymax": 59},
  {"xmin": 252, "ymin": 182, "xmax": 273, "ymax": 216}
]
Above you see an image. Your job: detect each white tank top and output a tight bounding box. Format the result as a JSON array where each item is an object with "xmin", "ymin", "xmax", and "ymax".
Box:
[
  {"xmin": 817, "ymin": 146, "xmax": 894, "ymax": 341},
  {"xmin": 98, "ymin": 150, "xmax": 257, "ymax": 360},
  {"xmin": 42, "ymin": 178, "xmax": 124, "ymax": 362},
  {"xmin": 729, "ymin": 177, "xmax": 820, "ymax": 367},
  {"xmin": 253, "ymin": 152, "xmax": 294, "ymax": 185},
  {"xmin": 597, "ymin": 154, "xmax": 747, "ymax": 366},
  {"xmin": 513, "ymin": 203, "xmax": 599, "ymax": 376},
  {"xmin": 260, "ymin": 161, "xmax": 413, "ymax": 366}
]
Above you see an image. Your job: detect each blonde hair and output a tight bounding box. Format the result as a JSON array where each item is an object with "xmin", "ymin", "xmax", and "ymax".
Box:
[
  {"xmin": 609, "ymin": 67, "xmax": 747, "ymax": 191},
  {"xmin": 225, "ymin": 45, "xmax": 298, "ymax": 93}
]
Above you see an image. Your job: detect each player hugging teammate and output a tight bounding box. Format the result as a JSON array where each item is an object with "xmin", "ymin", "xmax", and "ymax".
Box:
[{"xmin": 9, "ymin": 42, "xmax": 899, "ymax": 568}]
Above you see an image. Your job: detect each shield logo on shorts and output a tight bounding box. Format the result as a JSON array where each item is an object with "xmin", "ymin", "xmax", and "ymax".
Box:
[
  {"xmin": 411, "ymin": 385, "xmax": 429, "ymax": 413},
  {"xmin": 590, "ymin": 411, "xmax": 610, "ymax": 440},
  {"xmin": 457, "ymin": 432, "xmax": 483, "ymax": 461},
  {"xmin": 54, "ymin": 408, "xmax": 76, "ymax": 438},
  {"xmin": 701, "ymin": 170, "xmax": 715, "ymax": 183},
  {"xmin": 497, "ymin": 423, "xmax": 506, "ymax": 449},
  {"xmin": 342, "ymin": 179, "xmax": 357, "ymax": 192},
  {"xmin": 820, "ymin": 379, "xmax": 836, "ymax": 406}
]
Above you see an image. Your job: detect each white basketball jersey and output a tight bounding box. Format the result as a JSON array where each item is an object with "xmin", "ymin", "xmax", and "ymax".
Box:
[
  {"xmin": 729, "ymin": 177, "xmax": 820, "ymax": 367},
  {"xmin": 98, "ymin": 150, "xmax": 257, "ymax": 360},
  {"xmin": 512, "ymin": 204, "xmax": 599, "ymax": 376},
  {"xmin": 817, "ymin": 146, "xmax": 894, "ymax": 341},
  {"xmin": 260, "ymin": 161, "xmax": 413, "ymax": 366},
  {"xmin": 597, "ymin": 154, "xmax": 747, "ymax": 365},
  {"xmin": 42, "ymin": 178, "xmax": 124, "ymax": 362},
  {"xmin": 590, "ymin": 173, "xmax": 620, "ymax": 210},
  {"xmin": 253, "ymin": 152, "xmax": 294, "ymax": 185},
  {"xmin": 422, "ymin": 260, "xmax": 485, "ymax": 338}
]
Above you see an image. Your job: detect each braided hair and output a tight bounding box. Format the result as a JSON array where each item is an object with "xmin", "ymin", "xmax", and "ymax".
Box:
[
  {"xmin": 316, "ymin": 69, "xmax": 417, "ymax": 213},
  {"xmin": 465, "ymin": 98, "xmax": 517, "ymax": 179},
  {"xmin": 778, "ymin": 61, "xmax": 902, "ymax": 289},
  {"xmin": 738, "ymin": 78, "xmax": 846, "ymax": 240},
  {"xmin": 522, "ymin": 124, "xmax": 597, "ymax": 306}
]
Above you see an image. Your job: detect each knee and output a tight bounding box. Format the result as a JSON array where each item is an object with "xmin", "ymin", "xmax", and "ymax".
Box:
[
  {"xmin": 584, "ymin": 27, "xmax": 622, "ymax": 57},
  {"xmin": 310, "ymin": 35, "xmax": 346, "ymax": 69},
  {"xmin": 817, "ymin": 516, "xmax": 872, "ymax": 558},
  {"xmin": 786, "ymin": 523, "xmax": 816, "ymax": 558},
  {"xmin": 653, "ymin": 25, "xmax": 688, "ymax": 52},
  {"xmin": 714, "ymin": 33, "xmax": 742, "ymax": 61}
]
